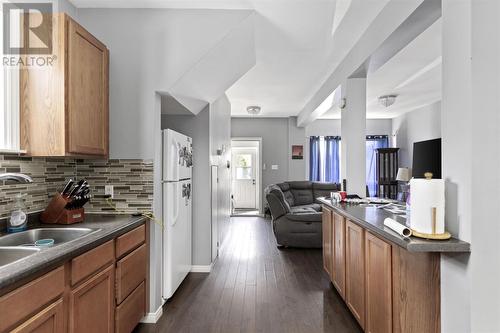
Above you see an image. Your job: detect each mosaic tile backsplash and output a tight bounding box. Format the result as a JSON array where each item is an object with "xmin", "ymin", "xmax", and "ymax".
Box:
[{"xmin": 0, "ymin": 155, "xmax": 154, "ymax": 220}]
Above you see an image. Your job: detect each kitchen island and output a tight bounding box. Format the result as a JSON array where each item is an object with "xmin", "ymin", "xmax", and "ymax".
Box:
[{"xmin": 318, "ymin": 197, "xmax": 470, "ymax": 333}]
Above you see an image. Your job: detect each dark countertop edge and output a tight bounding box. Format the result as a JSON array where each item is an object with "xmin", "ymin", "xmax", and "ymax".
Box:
[
  {"xmin": 0, "ymin": 215, "xmax": 147, "ymax": 294},
  {"xmin": 318, "ymin": 198, "xmax": 471, "ymax": 253}
]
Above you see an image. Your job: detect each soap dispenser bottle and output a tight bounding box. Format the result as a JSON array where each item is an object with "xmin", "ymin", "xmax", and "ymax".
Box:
[{"xmin": 8, "ymin": 194, "xmax": 28, "ymax": 233}]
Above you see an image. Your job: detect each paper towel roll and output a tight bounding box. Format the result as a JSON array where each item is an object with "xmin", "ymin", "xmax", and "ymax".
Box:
[
  {"xmin": 384, "ymin": 218, "xmax": 412, "ymax": 238},
  {"xmin": 409, "ymin": 178, "xmax": 445, "ymax": 234}
]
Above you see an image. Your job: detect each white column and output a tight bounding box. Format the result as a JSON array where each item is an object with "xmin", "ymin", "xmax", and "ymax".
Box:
[
  {"xmin": 340, "ymin": 78, "xmax": 366, "ymax": 196},
  {"xmin": 442, "ymin": 0, "xmax": 500, "ymax": 331}
]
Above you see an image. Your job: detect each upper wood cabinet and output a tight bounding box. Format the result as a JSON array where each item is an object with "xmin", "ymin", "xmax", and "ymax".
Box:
[
  {"xmin": 332, "ymin": 212, "xmax": 346, "ymax": 299},
  {"xmin": 322, "ymin": 206, "xmax": 333, "ymax": 278},
  {"xmin": 20, "ymin": 14, "xmax": 109, "ymax": 157}
]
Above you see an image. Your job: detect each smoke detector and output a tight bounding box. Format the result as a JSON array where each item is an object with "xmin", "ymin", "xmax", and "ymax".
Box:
[
  {"xmin": 378, "ymin": 95, "xmax": 397, "ymax": 108},
  {"xmin": 246, "ymin": 106, "xmax": 261, "ymax": 115}
]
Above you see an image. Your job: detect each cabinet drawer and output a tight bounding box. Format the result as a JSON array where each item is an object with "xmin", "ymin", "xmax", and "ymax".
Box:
[
  {"xmin": 11, "ymin": 298, "xmax": 64, "ymax": 333},
  {"xmin": 116, "ymin": 243, "xmax": 147, "ymax": 304},
  {"xmin": 115, "ymin": 281, "xmax": 146, "ymax": 333},
  {"xmin": 71, "ymin": 240, "xmax": 114, "ymax": 285},
  {"xmin": 116, "ymin": 224, "xmax": 145, "ymax": 258},
  {"xmin": 0, "ymin": 266, "xmax": 64, "ymax": 332}
]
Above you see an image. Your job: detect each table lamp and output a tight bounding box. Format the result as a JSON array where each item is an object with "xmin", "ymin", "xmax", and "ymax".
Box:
[{"xmin": 396, "ymin": 167, "xmax": 411, "ymax": 202}]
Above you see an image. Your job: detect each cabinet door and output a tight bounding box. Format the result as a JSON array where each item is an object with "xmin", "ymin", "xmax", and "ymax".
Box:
[
  {"xmin": 69, "ymin": 265, "xmax": 114, "ymax": 333},
  {"xmin": 322, "ymin": 206, "xmax": 333, "ymax": 277},
  {"xmin": 345, "ymin": 220, "xmax": 365, "ymax": 329},
  {"xmin": 332, "ymin": 213, "xmax": 346, "ymax": 299},
  {"xmin": 365, "ymin": 232, "xmax": 392, "ymax": 333},
  {"xmin": 67, "ymin": 18, "xmax": 109, "ymax": 156},
  {"xmin": 11, "ymin": 299, "xmax": 64, "ymax": 333}
]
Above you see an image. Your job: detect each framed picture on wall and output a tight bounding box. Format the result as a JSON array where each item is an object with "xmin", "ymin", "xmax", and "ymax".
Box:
[{"xmin": 292, "ymin": 145, "xmax": 303, "ymax": 159}]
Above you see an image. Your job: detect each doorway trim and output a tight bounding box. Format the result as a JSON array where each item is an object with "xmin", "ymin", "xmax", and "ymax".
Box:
[{"xmin": 231, "ymin": 137, "xmax": 263, "ymax": 215}]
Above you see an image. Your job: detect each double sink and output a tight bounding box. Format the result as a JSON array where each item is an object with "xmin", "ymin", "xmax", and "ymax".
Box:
[{"xmin": 0, "ymin": 228, "xmax": 99, "ymax": 267}]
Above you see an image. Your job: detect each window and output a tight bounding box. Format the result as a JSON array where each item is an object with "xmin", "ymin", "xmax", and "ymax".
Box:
[
  {"xmin": 309, "ymin": 136, "xmax": 341, "ymax": 183},
  {"xmin": 235, "ymin": 154, "xmax": 253, "ymax": 180},
  {"xmin": 366, "ymin": 135, "xmax": 389, "ymax": 197},
  {"xmin": 0, "ymin": 5, "xmax": 21, "ymax": 152},
  {"xmin": 309, "ymin": 135, "xmax": 389, "ymax": 196}
]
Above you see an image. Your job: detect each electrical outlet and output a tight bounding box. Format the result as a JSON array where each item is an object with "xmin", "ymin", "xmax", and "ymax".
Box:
[{"xmin": 105, "ymin": 185, "xmax": 114, "ymax": 199}]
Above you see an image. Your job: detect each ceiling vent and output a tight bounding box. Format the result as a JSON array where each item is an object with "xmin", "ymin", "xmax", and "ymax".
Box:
[
  {"xmin": 378, "ymin": 95, "xmax": 397, "ymax": 108},
  {"xmin": 247, "ymin": 106, "xmax": 261, "ymax": 115}
]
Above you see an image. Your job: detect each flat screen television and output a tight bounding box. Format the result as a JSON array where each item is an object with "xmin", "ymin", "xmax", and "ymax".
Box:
[{"xmin": 412, "ymin": 138, "xmax": 442, "ymax": 179}]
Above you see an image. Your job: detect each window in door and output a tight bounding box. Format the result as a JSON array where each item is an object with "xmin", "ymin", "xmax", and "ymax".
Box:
[{"xmin": 235, "ymin": 154, "xmax": 253, "ymax": 180}]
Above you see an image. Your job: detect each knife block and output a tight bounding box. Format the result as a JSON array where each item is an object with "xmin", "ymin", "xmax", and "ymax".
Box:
[{"xmin": 41, "ymin": 193, "xmax": 85, "ymax": 225}]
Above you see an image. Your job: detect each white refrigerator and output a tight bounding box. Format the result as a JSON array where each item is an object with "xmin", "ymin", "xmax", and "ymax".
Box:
[{"xmin": 162, "ymin": 129, "xmax": 193, "ymax": 300}]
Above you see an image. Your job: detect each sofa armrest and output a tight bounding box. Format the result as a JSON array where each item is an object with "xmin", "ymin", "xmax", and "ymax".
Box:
[
  {"xmin": 286, "ymin": 213, "xmax": 322, "ymax": 222},
  {"xmin": 266, "ymin": 192, "xmax": 289, "ymax": 219}
]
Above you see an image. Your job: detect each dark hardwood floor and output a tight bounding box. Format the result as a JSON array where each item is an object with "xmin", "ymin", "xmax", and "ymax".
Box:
[{"xmin": 135, "ymin": 216, "xmax": 362, "ymax": 333}]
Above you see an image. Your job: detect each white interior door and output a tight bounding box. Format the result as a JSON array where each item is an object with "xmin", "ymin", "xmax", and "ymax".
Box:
[{"xmin": 232, "ymin": 148, "xmax": 257, "ymax": 209}]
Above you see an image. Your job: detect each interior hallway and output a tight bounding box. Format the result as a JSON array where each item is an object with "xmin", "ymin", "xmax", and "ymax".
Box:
[{"xmin": 136, "ymin": 216, "xmax": 361, "ymax": 333}]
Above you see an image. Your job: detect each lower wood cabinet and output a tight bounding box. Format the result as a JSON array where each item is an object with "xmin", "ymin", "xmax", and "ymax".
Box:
[
  {"xmin": 321, "ymin": 205, "xmax": 441, "ymax": 333},
  {"xmin": 115, "ymin": 282, "xmax": 146, "ymax": 333},
  {"xmin": 365, "ymin": 231, "xmax": 392, "ymax": 333},
  {"xmin": 69, "ymin": 265, "xmax": 115, "ymax": 333},
  {"xmin": 332, "ymin": 212, "xmax": 346, "ymax": 299},
  {"xmin": 0, "ymin": 223, "xmax": 147, "ymax": 333},
  {"xmin": 11, "ymin": 299, "xmax": 64, "ymax": 333},
  {"xmin": 345, "ymin": 220, "xmax": 365, "ymax": 329},
  {"xmin": 322, "ymin": 207, "xmax": 334, "ymax": 277}
]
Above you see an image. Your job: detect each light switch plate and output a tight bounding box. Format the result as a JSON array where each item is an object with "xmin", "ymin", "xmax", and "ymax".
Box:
[
  {"xmin": 271, "ymin": 165, "xmax": 279, "ymax": 170},
  {"xmin": 105, "ymin": 185, "xmax": 114, "ymax": 199}
]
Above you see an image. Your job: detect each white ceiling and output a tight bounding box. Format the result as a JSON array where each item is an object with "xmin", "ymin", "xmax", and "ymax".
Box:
[
  {"xmin": 70, "ymin": 0, "xmax": 441, "ymax": 120},
  {"xmin": 320, "ymin": 17, "xmax": 442, "ymax": 119}
]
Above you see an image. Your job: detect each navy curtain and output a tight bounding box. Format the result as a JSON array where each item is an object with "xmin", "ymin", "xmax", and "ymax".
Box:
[
  {"xmin": 325, "ymin": 136, "xmax": 340, "ymax": 183},
  {"xmin": 366, "ymin": 136, "xmax": 389, "ymax": 197},
  {"xmin": 309, "ymin": 136, "xmax": 321, "ymax": 181}
]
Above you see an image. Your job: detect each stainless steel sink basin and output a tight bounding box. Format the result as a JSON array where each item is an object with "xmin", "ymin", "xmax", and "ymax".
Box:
[
  {"xmin": 0, "ymin": 246, "xmax": 40, "ymax": 266},
  {"xmin": 0, "ymin": 228, "xmax": 99, "ymax": 247}
]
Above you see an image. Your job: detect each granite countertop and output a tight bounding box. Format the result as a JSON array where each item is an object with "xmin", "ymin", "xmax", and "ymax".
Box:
[
  {"xmin": 0, "ymin": 214, "xmax": 147, "ymax": 294},
  {"xmin": 318, "ymin": 197, "xmax": 470, "ymax": 253}
]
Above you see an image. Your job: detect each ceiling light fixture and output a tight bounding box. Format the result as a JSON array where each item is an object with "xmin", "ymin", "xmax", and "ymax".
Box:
[
  {"xmin": 378, "ymin": 95, "xmax": 397, "ymax": 108},
  {"xmin": 246, "ymin": 106, "xmax": 261, "ymax": 115}
]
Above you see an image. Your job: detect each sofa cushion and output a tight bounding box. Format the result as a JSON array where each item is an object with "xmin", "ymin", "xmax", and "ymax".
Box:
[
  {"xmin": 288, "ymin": 181, "xmax": 314, "ymax": 205},
  {"xmin": 312, "ymin": 182, "xmax": 341, "ymax": 199},
  {"xmin": 290, "ymin": 206, "xmax": 318, "ymax": 214},
  {"xmin": 291, "ymin": 203, "xmax": 322, "ymax": 212}
]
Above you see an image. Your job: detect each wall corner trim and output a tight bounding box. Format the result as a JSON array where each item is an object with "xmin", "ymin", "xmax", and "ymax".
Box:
[
  {"xmin": 191, "ymin": 264, "xmax": 213, "ymax": 273},
  {"xmin": 141, "ymin": 305, "xmax": 163, "ymax": 323}
]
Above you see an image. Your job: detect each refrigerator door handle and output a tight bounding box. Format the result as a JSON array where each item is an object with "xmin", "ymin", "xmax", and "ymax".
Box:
[{"xmin": 171, "ymin": 182, "xmax": 180, "ymax": 227}]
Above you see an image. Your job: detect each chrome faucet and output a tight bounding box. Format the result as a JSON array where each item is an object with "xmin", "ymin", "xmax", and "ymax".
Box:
[{"xmin": 0, "ymin": 173, "xmax": 33, "ymax": 183}]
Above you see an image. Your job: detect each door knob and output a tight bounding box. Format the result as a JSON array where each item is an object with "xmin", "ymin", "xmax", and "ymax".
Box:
[{"xmin": 252, "ymin": 179, "xmax": 256, "ymax": 185}]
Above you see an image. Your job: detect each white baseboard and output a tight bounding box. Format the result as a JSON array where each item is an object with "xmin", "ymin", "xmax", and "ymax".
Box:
[
  {"xmin": 191, "ymin": 264, "xmax": 213, "ymax": 273},
  {"xmin": 140, "ymin": 305, "xmax": 163, "ymax": 323}
]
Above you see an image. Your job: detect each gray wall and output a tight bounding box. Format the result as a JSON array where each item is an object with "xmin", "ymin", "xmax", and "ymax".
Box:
[
  {"xmin": 231, "ymin": 117, "xmax": 393, "ymax": 193},
  {"xmin": 231, "ymin": 118, "xmax": 289, "ymax": 195},
  {"xmin": 162, "ymin": 108, "xmax": 211, "ymax": 267},
  {"xmin": 305, "ymin": 119, "xmax": 392, "ymax": 137},
  {"xmin": 288, "ymin": 117, "xmax": 307, "ymax": 181},
  {"xmin": 78, "ymin": 9, "xmax": 251, "ymax": 159},
  {"xmin": 209, "ymin": 96, "xmax": 232, "ymax": 247},
  {"xmin": 392, "ymin": 102, "xmax": 441, "ymax": 168}
]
